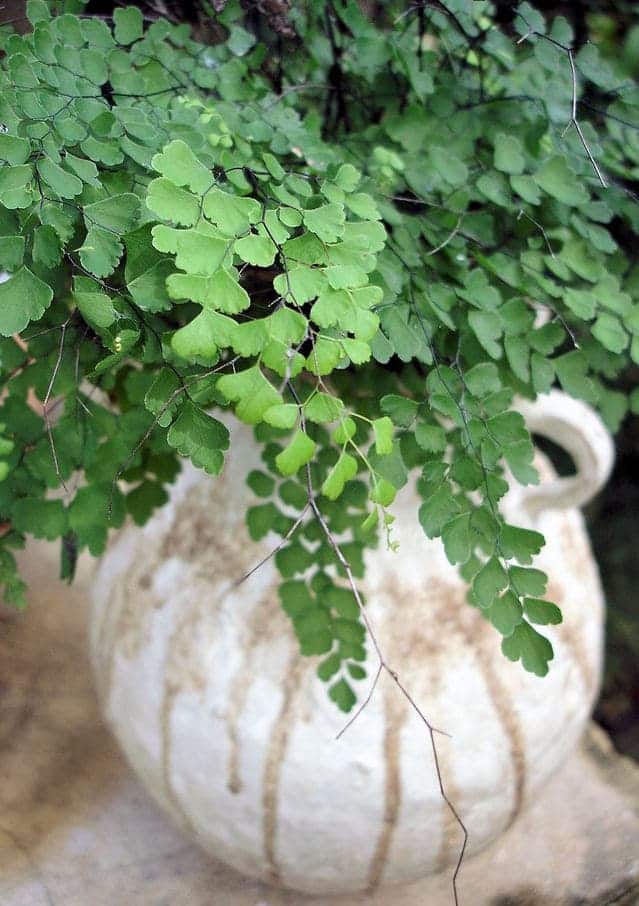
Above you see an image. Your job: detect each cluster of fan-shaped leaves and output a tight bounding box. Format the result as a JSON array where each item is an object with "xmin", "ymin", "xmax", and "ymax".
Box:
[{"xmin": 0, "ymin": 0, "xmax": 638, "ymax": 709}]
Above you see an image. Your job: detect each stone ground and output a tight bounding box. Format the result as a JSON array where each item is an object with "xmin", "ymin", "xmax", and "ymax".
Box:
[{"xmin": 1, "ymin": 540, "xmax": 638, "ymax": 906}]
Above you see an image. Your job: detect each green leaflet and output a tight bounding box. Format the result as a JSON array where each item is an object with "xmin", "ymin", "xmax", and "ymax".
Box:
[
  {"xmin": 128, "ymin": 259, "xmax": 174, "ymax": 313},
  {"xmin": 235, "ymin": 233, "xmax": 277, "ymax": 267},
  {"xmin": 493, "ymin": 133, "xmax": 525, "ymax": 175},
  {"xmin": 468, "ymin": 310, "xmax": 503, "ymax": 359},
  {"xmin": 303, "ymin": 203, "xmax": 346, "ymax": 243},
  {"xmin": 147, "ymin": 178, "xmax": 201, "ymax": 226},
  {"xmin": 166, "ymin": 268, "xmax": 250, "ymax": 314},
  {"xmin": 473, "ymin": 557, "xmax": 509, "ymax": 608},
  {"xmin": 372, "ymin": 416, "xmax": 393, "ymax": 455},
  {"xmin": 487, "ymin": 591, "xmax": 523, "ymax": 637},
  {"xmin": 171, "ymin": 309, "xmax": 225, "ymax": 364},
  {"xmin": 113, "ymin": 6, "xmax": 143, "ymax": 44},
  {"xmin": 322, "ymin": 451, "xmax": 358, "ymax": 500},
  {"xmin": 124, "ymin": 223, "xmax": 173, "ymax": 313},
  {"xmin": 37, "ymin": 158, "xmax": 83, "ymax": 198},
  {"xmin": 501, "ymin": 622, "xmax": 554, "ymax": 676},
  {"xmin": 0, "ymin": 164, "xmax": 34, "ymax": 208},
  {"xmin": 523, "ymin": 598, "xmax": 562, "ymax": 625},
  {"xmin": 247, "ymin": 501, "xmax": 288, "ymax": 540},
  {"xmin": 419, "ymin": 484, "xmax": 460, "ymax": 537},
  {"xmin": 441, "ymin": 513, "xmax": 471, "ymax": 565},
  {"xmin": 592, "ymin": 313, "xmax": 628, "ymax": 354},
  {"xmin": 0, "ymin": 134, "xmax": 31, "ymax": 165},
  {"xmin": 275, "ymin": 430, "xmax": 316, "ymax": 476},
  {"xmin": 11, "ymin": 498, "xmax": 67, "ymax": 540},
  {"xmin": 32, "ymin": 225, "xmax": 62, "ymax": 268},
  {"xmin": 381, "ymin": 395, "xmax": 419, "ymax": 427},
  {"xmin": 144, "ymin": 368, "xmax": 183, "ymax": 428},
  {"xmin": 78, "ymin": 227, "xmax": 123, "ymax": 277},
  {"xmin": 166, "ymin": 402, "xmax": 229, "ymax": 475},
  {"xmin": 500, "ymin": 525, "xmax": 545, "ymax": 565},
  {"xmin": 329, "ymin": 678, "xmax": 357, "ymax": 713},
  {"xmin": 0, "ymin": 236, "xmax": 25, "ymax": 271},
  {"xmin": 152, "ymin": 140, "xmax": 212, "ymax": 195},
  {"xmin": 174, "ymin": 231, "xmax": 228, "ymax": 275},
  {"xmin": 217, "ymin": 366, "xmax": 281, "ymax": 424},
  {"xmin": 534, "ymin": 156, "xmax": 589, "ymax": 207},
  {"xmin": 0, "ymin": 268, "xmax": 53, "ymax": 336},
  {"xmin": 304, "ymin": 393, "xmax": 344, "ymax": 423},
  {"xmin": 127, "ymin": 482, "xmax": 169, "ymax": 526},
  {"xmin": 73, "ymin": 277, "xmax": 119, "ymax": 330},
  {"xmin": 83, "ymin": 194, "xmax": 140, "ymax": 234},
  {"xmin": 203, "ymin": 188, "xmax": 261, "ymax": 236},
  {"xmin": 263, "ymin": 403, "xmax": 298, "ymax": 429},
  {"xmin": 68, "ymin": 484, "xmax": 126, "ymax": 556}
]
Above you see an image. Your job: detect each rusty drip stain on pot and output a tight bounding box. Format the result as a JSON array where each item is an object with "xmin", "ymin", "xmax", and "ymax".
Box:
[
  {"xmin": 434, "ymin": 765, "xmax": 464, "ymax": 875},
  {"xmin": 432, "ymin": 595, "xmax": 526, "ymax": 871},
  {"xmin": 450, "ymin": 618, "xmax": 526, "ymax": 830},
  {"xmin": 159, "ymin": 610, "xmax": 203, "ymax": 836},
  {"xmin": 374, "ymin": 576, "xmax": 466, "ymax": 878},
  {"xmin": 226, "ymin": 603, "xmax": 267, "ymax": 795},
  {"xmin": 367, "ymin": 578, "xmax": 461, "ymax": 881},
  {"xmin": 160, "ymin": 681, "xmax": 197, "ymax": 835},
  {"xmin": 226, "ymin": 579, "xmax": 293, "ymax": 795},
  {"xmin": 99, "ymin": 536, "xmax": 162, "ymax": 708},
  {"xmin": 262, "ymin": 654, "xmax": 304, "ymax": 886},
  {"xmin": 468, "ymin": 634, "xmax": 527, "ymax": 830},
  {"xmin": 432, "ymin": 729, "xmax": 462, "ymax": 875},
  {"xmin": 366, "ymin": 682, "xmax": 409, "ymax": 890},
  {"xmin": 424, "ymin": 683, "xmax": 460, "ymax": 878}
]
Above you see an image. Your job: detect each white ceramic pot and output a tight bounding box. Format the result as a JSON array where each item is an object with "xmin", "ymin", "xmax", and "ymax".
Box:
[{"xmin": 90, "ymin": 390, "xmax": 613, "ymax": 896}]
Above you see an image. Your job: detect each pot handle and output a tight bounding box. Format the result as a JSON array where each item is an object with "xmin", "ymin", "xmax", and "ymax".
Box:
[{"xmin": 514, "ymin": 390, "xmax": 614, "ymax": 513}]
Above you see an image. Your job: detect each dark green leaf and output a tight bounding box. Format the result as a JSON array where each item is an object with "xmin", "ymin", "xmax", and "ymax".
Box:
[
  {"xmin": 166, "ymin": 401, "xmax": 229, "ymax": 475},
  {"xmin": 501, "ymin": 622, "xmax": 554, "ymax": 676},
  {"xmin": 0, "ymin": 267, "xmax": 53, "ymax": 336}
]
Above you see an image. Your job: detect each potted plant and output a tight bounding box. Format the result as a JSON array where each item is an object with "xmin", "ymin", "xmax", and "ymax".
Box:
[{"xmin": 0, "ymin": 0, "xmax": 635, "ymax": 898}]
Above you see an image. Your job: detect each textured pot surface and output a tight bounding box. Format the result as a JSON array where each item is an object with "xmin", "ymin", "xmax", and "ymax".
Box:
[{"xmin": 90, "ymin": 401, "xmax": 609, "ymax": 896}]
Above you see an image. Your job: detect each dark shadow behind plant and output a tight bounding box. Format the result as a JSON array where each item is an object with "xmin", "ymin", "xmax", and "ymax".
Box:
[{"xmin": 0, "ymin": 0, "xmax": 638, "ymax": 715}]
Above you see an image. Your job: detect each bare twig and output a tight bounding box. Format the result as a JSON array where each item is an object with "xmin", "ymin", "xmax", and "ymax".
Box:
[
  {"xmin": 264, "ymin": 83, "xmax": 331, "ymax": 109},
  {"xmin": 563, "ymin": 47, "xmax": 607, "ymax": 187},
  {"xmin": 516, "ymin": 18, "xmax": 607, "ymax": 187},
  {"xmin": 516, "ymin": 209, "xmax": 556, "ymax": 258},
  {"xmin": 335, "ymin": 662, "xmax": 383, "ymax": 740},
  {"xmin": 425, "ymin": 213, "xmax": 464, "ymax": 257},
  {"xmin": 231, "ymin": 503, "xmax": 310, "ymax": 588},
  {"xmin": 42, "ymin": 317, "xmax": 72, "ymax": 492}
]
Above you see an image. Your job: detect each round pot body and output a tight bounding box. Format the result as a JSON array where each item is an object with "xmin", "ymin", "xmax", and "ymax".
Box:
[{"xmin": 89, "ymin": 392, "xmax": 612, "ymax": 896}]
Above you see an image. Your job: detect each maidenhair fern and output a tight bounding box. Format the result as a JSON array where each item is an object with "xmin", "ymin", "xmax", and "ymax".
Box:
[{"xmin": 1, "ymin": 0, "xmax": 638, "ymax": 710}]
